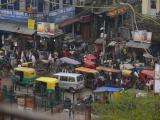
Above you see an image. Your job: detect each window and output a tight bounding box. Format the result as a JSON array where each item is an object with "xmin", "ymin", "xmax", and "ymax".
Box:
[
  {"xmin": 7, "ymin": 0, "xmax": 14, "ymax": 10},
  {"xmin": 63, "ymin": 0, "xmax": 72, "ymax": 7},
  {"xmin": 38, "ymin": 0, "xmax": 43, "ymax": 12},
  {"xmin": 77, "ymin": 75, "xmax": 83, "ymax": 82},
  {"xmin": 151, "ymin": 0, "xmax": 156, "ymax": 9},
  {"xmin": 14, "ymin": 0, "xmax": 19, "ymax": 10},
  {"xmin": 1, "ymin": 0, "xmax": 7, "ymax": 9},
  {"xmin": 60, "ymin": 76, "xmax": 67, "ymax": 81},
  {"xmin": 50, "ymin": 0, "xmax": 59, "ymax": 11},
  {"xmin": 69, "ymin": 77, "xmax": 75, "ymax": 82}
]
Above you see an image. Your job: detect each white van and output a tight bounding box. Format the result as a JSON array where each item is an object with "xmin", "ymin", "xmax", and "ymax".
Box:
[{"xmin": 54, "ymin": 72, "xmax": 84, "ymax": 92}]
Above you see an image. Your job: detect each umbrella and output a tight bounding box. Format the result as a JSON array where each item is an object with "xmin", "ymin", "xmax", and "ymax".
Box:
[
  {"xmin": 60, "ymin": 57, "xmax": 81, "ymax": 65},
  {"xmin": 84, "ymin": 54, "xmax": 96, "ymax": 60},
  {"xmin": 94, "ymin": 86, "xmax": 124, "ymax": 93},
  {"xmin": 84, "ymin": 60, "xmax": 96, "ymax": 68},
  {"xmin": 141, "ymin": 70, "xmax": 154, "ymax": 78}
]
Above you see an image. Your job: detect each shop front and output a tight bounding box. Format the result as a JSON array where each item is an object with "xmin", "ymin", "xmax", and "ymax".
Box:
[
  {"xmin": 0, "ymin": 22, "xmax": 36, "ymax": 55},
  {"xmin": 36, "ymin": 22, "xmax": 64, "ymax": 54}
]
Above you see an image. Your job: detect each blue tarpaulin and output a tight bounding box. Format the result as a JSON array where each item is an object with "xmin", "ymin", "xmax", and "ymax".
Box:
[{"xmin": 94, "ymin": 86, "xmax": 124, "ymax": 93}]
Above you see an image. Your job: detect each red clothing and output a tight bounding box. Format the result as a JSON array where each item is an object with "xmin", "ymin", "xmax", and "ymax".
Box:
[{"xmin": 63, "ymin": 50, "xmax": 69, "ymax": 57}]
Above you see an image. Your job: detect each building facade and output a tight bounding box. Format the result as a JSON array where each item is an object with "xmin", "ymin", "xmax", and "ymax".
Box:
[{"xmin": 142, "ymin": 0, "xmax": 160, "ymax": 17}]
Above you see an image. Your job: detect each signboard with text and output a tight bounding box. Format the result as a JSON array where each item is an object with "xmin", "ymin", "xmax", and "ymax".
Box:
[
  {"xmin": 37, "ymin": 22, "xmax": 58, "ymax": 35},
  {"xmin": 28, "ymin": 19, "xmax": 35, "ymax": 30},
  {"xmin": 131, "ymin": 30, "xmax": 152, "ymax": 43},
  {"xmin": 0, "ymin": 7, "xmax": 75, "ymax": 24},
  {"xmin": 0, "ymin": 10, "xmax": 44, "ymax": 23}
]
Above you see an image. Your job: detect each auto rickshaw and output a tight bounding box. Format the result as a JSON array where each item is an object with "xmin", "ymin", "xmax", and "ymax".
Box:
[
  {"xmin": 96, "ymin": 66, "xmax": 121, "ymax": 87},
  {"xmin": 34, "ymin": 77, "xmax": 61, "ymax": 107},
  {"xmin": 75, "ymin": 67, "xmax": 102, "ymax": 89},
  {"xmin": 14, "ymin": 67, "xmax": 36, "ymax": 85},
  {"xmin": 34, "ymin": 77, "xmax": 59, "ymax": 96}
]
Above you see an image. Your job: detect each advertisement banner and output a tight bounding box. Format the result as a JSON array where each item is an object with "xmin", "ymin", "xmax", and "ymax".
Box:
[
  {"xmin": 131, "ymin": 30, "xmax": 152, "ymax": 43},
  {"xmin": 37, "ymin": 22, "xmax": 57, "ymax": 35},
  {"xmin": 28, "ymin": 19, "xmax": 35, "ymax": 30},
  {"xmin": 154, "ymin": 64, "xmax": 160, "ymax": 93}
]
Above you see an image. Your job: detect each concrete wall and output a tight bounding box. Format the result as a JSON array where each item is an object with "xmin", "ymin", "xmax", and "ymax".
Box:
[{"xmin": 142, "ymin": 0, "xmax": 160, "ymax": 16}]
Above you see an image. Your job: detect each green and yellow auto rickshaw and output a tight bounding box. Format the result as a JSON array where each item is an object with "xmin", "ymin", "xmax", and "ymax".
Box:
[
  {"xmin": 14, "ymin": 67, "xmax": 36, "ymax": 85},
  {"xmin": 34, "ymin": 77, "xmax": 61, "ymax": 107},
  {"xmin": 34, "ymin": 77, "xmax": 59, "ymax": 96}
]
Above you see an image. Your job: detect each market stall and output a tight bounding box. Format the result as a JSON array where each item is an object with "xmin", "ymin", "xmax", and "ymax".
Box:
[{"xmin": 93, "ymin": 86, "xmax": 124, "ymax": 104}]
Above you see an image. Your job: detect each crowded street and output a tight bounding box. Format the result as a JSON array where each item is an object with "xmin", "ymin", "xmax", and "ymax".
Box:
[{"xmin": 0, "ymin": 0, "xmax": 160, "ymax": 120}]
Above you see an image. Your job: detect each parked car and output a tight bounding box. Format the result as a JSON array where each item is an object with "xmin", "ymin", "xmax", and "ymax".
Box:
[{"xmin": 54, "ymin": 72, "xmax": 84, "ymax": 92}]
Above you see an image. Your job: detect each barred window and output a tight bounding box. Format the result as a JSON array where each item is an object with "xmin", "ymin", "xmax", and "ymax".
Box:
[{"xmin": 151, "ymin": 0, "xmax": 156, "ymax": 9}]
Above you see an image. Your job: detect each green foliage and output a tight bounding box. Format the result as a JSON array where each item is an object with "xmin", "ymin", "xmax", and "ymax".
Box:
[{"xmin": 93, "ymin": 92, "xmax": 160, "ymax": 120}]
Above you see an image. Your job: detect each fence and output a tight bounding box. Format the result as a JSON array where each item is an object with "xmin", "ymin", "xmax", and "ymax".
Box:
[{"xmin": 0, "ymin": 104, "xmax": 59, "ymax": 120}]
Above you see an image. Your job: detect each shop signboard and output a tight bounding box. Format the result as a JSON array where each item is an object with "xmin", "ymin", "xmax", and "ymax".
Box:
[
  {"xmin": 37, "ymin": 22, "xmax": 58, "ymax": 35},
  {"xmin": 154, "ymin": 64, "xmax": 160, "ymax": 93},
  {"xmin": 0, "ymin": 9, "xmax": 44, "ymax": 23},
  {"xmin": 19, "ymin": 0, "xmax": 26, "ymax": 11},
  {"xmin": 28, "ymin": 19, "xmax": 35, "ymax": 30},
  {"xmin": 131, "ymin": 30, "xmax": 152, "ymax": 43},
  {"xmin": 0, "ymin": 9, "xmax": 29, "ymax": 23},
  {"xmin": 48, "ymin": 7, "xmax": 75, "ymax": 23}
]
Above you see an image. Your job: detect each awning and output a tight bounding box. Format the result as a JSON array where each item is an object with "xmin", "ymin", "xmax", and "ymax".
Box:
[
  {"xmin": 37, "ymin": 31, "xmax": 63, "ymax": 38},
  {"xmin": 59, "ymin": 17, "xmax": 80, "ymax": 28},
  {"xmin": 96, "ymin": 66, "xmax": 121, "ymax": 73},
  {"xmin": 0, "ymin": 22, "xmax": 35, "ymax": 35},
  {"xmin": 126, "ymin": 41, "xmax": 151, "ymax": 49}
]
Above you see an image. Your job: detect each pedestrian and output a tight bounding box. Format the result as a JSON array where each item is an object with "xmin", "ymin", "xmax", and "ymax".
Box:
[
  {"xmin": 31, "ymin": 54, "xmax": 36, "ymax": 67},
  {"xmin": 69, "ymin": 105, "xmax": 72, "ymax": 120}
]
